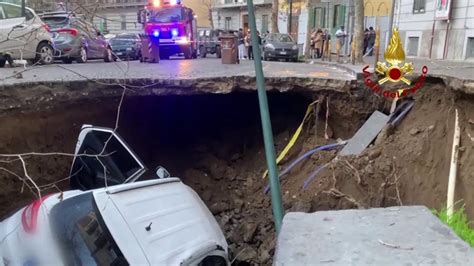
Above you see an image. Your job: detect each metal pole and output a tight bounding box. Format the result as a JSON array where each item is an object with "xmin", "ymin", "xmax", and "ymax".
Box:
[
  {"xmin": 21, "ymin": 0, "xmax": 26, "ymax": 16},
  {"xmin": 289, "ymin": 0, "xmax": 293, "ymax": 35},
  {"xmin": 246, "ymin": 0, "xmax": 284, "ymax": 233},
  {"xmin": 388, "ymin": 0, "xmax": 396, "ymax": 40}
]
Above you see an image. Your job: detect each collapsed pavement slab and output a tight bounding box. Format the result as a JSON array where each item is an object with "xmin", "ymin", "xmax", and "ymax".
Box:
[{"xmin": 274, "ymin": 206, "xmax": 474, "ymax": 265}]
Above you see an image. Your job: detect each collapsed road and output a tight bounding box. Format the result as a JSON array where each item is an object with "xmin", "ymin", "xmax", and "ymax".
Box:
[{"xmin": 1, "ymin": 59, "xmax": 474, "ymax": 264}]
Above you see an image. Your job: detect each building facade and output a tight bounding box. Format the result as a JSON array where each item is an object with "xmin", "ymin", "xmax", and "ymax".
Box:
[
  {"xmin": 213, "ymin": 0, "xmax": 274, "ymax": 33},
  {"xmin": 394, "ymin": 0, "xmax": 474, "ymax": 60}
]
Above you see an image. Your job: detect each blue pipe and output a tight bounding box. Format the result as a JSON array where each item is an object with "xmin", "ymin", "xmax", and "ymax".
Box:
[
  {"xmin": 264, "ymin": 142, "xmax": 346, "ymax": 194},
  {"xmin": 390, "ymin": 101, "xmax": 415, "ymax": 126},
  {"xmin": 302, "ymin": 163, "xmax": 330, "ymax": 190}
]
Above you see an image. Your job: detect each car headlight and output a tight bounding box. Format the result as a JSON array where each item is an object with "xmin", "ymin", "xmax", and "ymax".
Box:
[
  {"xmin": 265, "ymin": 44, "xmax": 275, "ymax": 50},
  {"xmin": 292, "ymin": 45, "xmax": 298, "ymax": 50}
]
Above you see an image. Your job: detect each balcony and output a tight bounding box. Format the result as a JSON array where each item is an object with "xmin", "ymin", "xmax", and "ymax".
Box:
[{"xmin": 215, "ymin": 0, "xmax": 272, "ymax": 9}]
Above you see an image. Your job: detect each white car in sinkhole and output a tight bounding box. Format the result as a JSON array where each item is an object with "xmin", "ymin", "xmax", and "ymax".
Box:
[{"xmin": 0, "ymin": 125, "xmax": 229, "ymax": 266}]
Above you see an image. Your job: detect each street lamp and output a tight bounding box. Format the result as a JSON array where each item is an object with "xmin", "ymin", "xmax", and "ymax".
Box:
[{"xmin": 246, "ymin": 0, "xmax": 284, "ymax": 233}]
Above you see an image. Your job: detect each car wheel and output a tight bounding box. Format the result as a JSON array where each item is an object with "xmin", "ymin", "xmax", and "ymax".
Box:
[
  {"xmin": 199, "ymin": 46, "xmax": 207, "ymax": 58},
  {"xmin": 76, "ymin": 46, "xmax": 88, "ymax": 63},
  {"xmin": 104, "ymin": 47, "xmax": 113, "ymax": 62},
  {"xmin": 184, "ymin": 46, "xmax": 192, "ymax": 59},
  {"xmin": 62, "ymin": 58, "xmax": 73, "ymax": 64},
  {"xmin": 35, "ymin": 43, "xmax": 54, "ymax": 65},
  {"xmin": 0, "ymin": 59, "xmax": 5, "ymax": 67},
  {"xmin": 216, "ymin": 46, "xmax": 222, "ymax": 58}
]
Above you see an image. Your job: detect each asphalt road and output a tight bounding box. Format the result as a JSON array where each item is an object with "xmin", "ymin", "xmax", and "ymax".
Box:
[{"xmin": 0, "ymin": 57, "xmax": 355, "ymax": 86}]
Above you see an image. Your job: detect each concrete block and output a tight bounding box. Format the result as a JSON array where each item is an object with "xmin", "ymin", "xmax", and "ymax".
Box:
[
  {"xmin": 274, "ymin": 206, "xmax": 474, "ymax": 265},
  {"xmin": 339, "ymin": 111, "xmax": 390, "ymax": 156}
]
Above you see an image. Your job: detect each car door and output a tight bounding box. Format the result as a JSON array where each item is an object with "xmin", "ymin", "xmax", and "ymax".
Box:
[
  {"xmin": 70, "ymin": 125, "xmax": 147, "ymax": 191},
  {"xmin": 0, "ymin": 3, "xmax": 36, "ymax": 58},
  {"xmin": 84, "ymin": 21, "xmax": 105, "ymax": 58}
]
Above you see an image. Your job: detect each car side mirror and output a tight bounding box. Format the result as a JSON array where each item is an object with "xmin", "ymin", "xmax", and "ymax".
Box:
[{"xmin": 156, "ymin": 166, "xmax": 171, "ymax": 179}]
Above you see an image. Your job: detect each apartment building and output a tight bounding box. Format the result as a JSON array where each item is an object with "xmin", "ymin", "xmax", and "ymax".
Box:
[
  {"xmin": 394, "ymin": 0, "xmax": 474, "ymax": 60},
  {"xmin": 213, "ymin": 0, "xmax": 273, "ymax": 33}
]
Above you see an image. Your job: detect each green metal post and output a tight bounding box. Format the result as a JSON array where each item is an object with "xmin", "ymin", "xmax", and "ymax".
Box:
[{"xmin": 246, "ymin": 0, "xmax": 284, "ymax": 233}]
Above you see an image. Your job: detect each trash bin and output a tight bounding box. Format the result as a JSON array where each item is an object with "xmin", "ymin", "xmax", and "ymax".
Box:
[
  {"xmin": 220, "ymin": 34, "xmax": 238, "ymax": 64},
  {"xmin": 139, "ymin": 34, "xmax": 160, "ymax": 63}
]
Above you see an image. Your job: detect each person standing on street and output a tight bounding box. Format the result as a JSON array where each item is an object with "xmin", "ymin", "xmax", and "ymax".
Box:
[
  {"xmin": 366, "ymin": 27, "xmax": 376, "ymax": 56},
  {"xmin": 245, "ymin": 29, "xmax": 253, "ymax": 60},
  {"xmin": 335, "ymin": 25, "xmax": 347, "ymax": 63},
  {"xmin": 238, "ymin": 28, "xmax": 245, "ymax": 60},
  {"xmin": 363, "ymin": 28, "xmax": 369, "ymax": 55},
  {"xmin": 314, "ymin": 29, "xmax": 323, "ymax": 58}
]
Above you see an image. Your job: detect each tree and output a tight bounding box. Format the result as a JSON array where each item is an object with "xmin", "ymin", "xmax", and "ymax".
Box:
[
  {"xmin": 200, "ymin": 0, "xmax": 216, "ymax": 29},
  {"xmin": 271, "ymin": 0, "xmax": 279, "ymax": 33},
  {"xmin": 353, "ymin": 0, "xmax": 364, "ymax": 63},
  {"xmin": 304, "ymin": 0, "xmax": 311, "ymax": 59}
]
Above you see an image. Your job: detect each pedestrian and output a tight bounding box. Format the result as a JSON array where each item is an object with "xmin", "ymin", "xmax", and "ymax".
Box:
[
  {"xmin": 335, "ymin": 25, "xmax": 347, "ymax": 62},
  {"xmin": 366, "ymin": 26, "xmax": 376, "ymax": 56},
  {"xmin": 363, "ymin": 28, "xmax": 369, "ymax": 55},
  {"xmin": 245, "ymin": 29, "xmax": 253, "ymax": 60},
  {"xmin": 257, "ymin": 30, "xmax": 263, "ymax": 57},
  {"xmin": 321, "ymin": 29, "xmax": 330, "ymax": 60},
  {"xmin": 314, "ymin": 28, "xmax": 323, "ymax": 58},
  {"xmin": 310, "ymin": 28, "xmax": 317, "ymax": 59},
  {"xmin": 237, "ymin": 28, "xmax": 245, "ymax": 60}
]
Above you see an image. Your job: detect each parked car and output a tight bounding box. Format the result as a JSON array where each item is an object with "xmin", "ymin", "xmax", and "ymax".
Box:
[
  {"xmin": 198, "ymin": 28, "xmax": 223, "ymax": 58},
  {"xmin": 40, "ymin": 12, "xmax": 114, "ymax": 64},
  {"xmin": 0, "ymin": 125, "xmax": 229, "ymax": 265},
  {"xmin": 109, "ymin": 33, "xmax": 141, "ymax": 60},
  {"xmin": 0, "ymin": 2, "xmax": 54, "ymax": 67},
  {"xmin": 262, "ymin": 33, "xmax": 299, "ymax": 62}
]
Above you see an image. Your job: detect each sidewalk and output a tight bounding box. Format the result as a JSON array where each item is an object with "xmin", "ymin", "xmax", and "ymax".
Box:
[{"xmin": 309, "ymin": 55, "xmax": 474, "ymax": 81}]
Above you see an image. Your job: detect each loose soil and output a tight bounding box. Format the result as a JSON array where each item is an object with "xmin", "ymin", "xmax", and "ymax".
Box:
[{"xmin": 0, "ymin": 83, "xmax": 473, "ymax": 264}]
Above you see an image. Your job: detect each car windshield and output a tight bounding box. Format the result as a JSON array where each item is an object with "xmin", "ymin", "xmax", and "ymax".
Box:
[
  {"xmin": 110, "ymin": 36, "xmax": 136, "ymax": 46},
  {"xmin": 42, "ymin": 16, "xmax": 70, "ymax": 29},
  {"xmin": 278, "ymin": 34, "xmax": 293, "ymax": 43},
  {"xmin": 50, "ymin": 193, "xmax": 129, "ymax": 266},
  {"xmin": 149, "ymin": 7, "xmax": 183, "ymax": 23}
]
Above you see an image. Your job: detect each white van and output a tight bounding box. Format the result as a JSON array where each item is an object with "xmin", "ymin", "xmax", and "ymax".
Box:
[
  {"xmin": 0, "ymin": 2, "xmax": 54, "ymax": 66},
  {"xmin": 0, "ymin": 125, "xmax": 229, "ymax": 265}
]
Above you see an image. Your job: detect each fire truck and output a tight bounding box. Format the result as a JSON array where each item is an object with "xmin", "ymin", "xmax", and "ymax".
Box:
[{"xmin": 137, "ymin": 0, "xmax": 197, "ymax": 60}]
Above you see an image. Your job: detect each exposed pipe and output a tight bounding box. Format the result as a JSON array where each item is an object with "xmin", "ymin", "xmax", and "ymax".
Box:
[
  {"xmin": 303, "ymin": 163, "xmax": 330, "ymax": 189},
  {"xmin": 447, "ymin": 109, "xmax": 461, "ymax": 218},
  {"xmin": 264, "ymin": 142, "xmax": 347, "ymax": 194}
]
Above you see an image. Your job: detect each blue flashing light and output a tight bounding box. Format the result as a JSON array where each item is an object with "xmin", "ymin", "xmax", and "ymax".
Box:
[
  {"xmin": 171, "ymin": 28, "xmax": 179, "ymax": 37},
  {"xmin": 153, "ymin": 30, "xmax": 160, "ymax": 37}
]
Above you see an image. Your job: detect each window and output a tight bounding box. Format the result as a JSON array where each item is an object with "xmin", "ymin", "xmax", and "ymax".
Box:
[
  {"xmin": 467, "ymin": 37, "xmax": 474, "ymax": 59},
  {"xmin": 333, "ymin": 5, "xmax": 345, "ymax": 28},
  {"xmin": 313, "ymin": 7, "xmax": 326, "ymax": 29},
  {"xmin": 407, "ymin": 36, "xmax": 419, "ymax": 56},
  {"xmin": 2, "ymin": 3, "xmax": 21, "ymax": 19},
  {"xmin": 413, "ymin": 0, "xmax": 426, "ymax": 13},
  {"xmin": 224, "ymin": 17, "xmax": 231, "ymax": 30},
  {"xmin": 261, "ymin": 14, "xmax": 269, "ymax": 33},
  {"xmin": 121, "ymin": 14, "xmax": 126, "ymax": 30},
  {"xmin": 50, "ymin": 193, "xmax": 129, "ymax": 266}
]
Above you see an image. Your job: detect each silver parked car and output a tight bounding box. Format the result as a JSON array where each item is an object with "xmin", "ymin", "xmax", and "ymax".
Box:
[
  {"xmin": 40, "ymin": 11, "xmax": 114, "ymax": 64},
  {"xmin": 262, "ymin": 33, "xmax": 299, "ymax": 62},
  {"xmin": 0, "ymin": 2, "xmax": 54, "ymax": 66}
]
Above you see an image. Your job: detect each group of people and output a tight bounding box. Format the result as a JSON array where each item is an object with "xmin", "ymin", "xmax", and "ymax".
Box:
[
  {"xmin": 236, "ymin": 28, "xmax": 265, "ymax": 60},
  {"xmin": 309, "ymin": 25, "xmax": 377, "ymax": 61}
]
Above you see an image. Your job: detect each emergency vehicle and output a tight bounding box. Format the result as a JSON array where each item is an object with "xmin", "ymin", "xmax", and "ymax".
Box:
[{"xmin": 137, "ymin": 0, "xmax": 198, "ymax": 60}]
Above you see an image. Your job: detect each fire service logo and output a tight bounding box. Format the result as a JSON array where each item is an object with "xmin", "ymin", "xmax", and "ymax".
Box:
[{"xmin": 363, "ymin": 28, "xmax": 428, "ymax": 98}]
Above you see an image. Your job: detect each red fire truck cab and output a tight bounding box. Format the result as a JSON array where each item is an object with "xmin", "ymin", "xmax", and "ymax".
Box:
[{"xmin": 138, "ymin": 0, "xmax": 197, "ymax": 59}]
